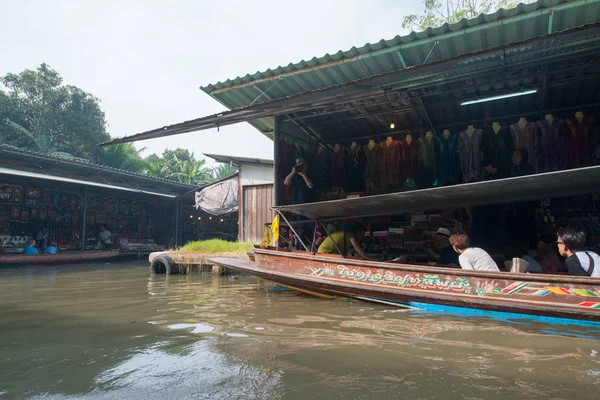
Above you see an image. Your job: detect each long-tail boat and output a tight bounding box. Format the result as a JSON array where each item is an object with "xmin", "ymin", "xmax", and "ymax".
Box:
[{"xmin": 209, "ymin": 167, "xmax": 600, "ymax": 322}]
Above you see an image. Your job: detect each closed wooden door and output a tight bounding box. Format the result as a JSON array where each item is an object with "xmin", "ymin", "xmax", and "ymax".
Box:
[{"xmin": 242, "ymin": 184, "xmax": 273, "ymax": 242}]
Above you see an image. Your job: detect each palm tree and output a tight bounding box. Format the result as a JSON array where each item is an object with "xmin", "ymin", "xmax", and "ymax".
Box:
[
  {"xmin": 1, "ymin": 117, "xmax": 79, "ymax": 160},
  {"xmin": 141, "ymin": 149, "xmax": 214, "ymax": 186},
  {"xmin": 100, "ymin": 143, "xmax": 147, "ymax": 172},
  {"xmin": 212, "ymin": 163, "xmax": 238, "ymax": 180}
]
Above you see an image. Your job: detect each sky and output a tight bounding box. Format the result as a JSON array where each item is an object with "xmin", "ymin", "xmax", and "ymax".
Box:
[{"xmin": 1, "ymin": 0, "xmax": 422, "ymax": 163}]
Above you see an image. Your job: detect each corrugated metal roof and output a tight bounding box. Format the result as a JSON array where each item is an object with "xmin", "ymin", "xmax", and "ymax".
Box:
[
  {"xmin": 201, "ymin": 0, "xmax": 600, "ymax": 136},
  {"xmin": 0, "ymin": 144, "xmax": 196, "ymax": 196},
  {"xmin": 203, "ymin": 153, "xmax": 273, "ymax": 166},
  {"xmin": 105, "ymin": 24, "xmax": 600, "ymax": 146}
]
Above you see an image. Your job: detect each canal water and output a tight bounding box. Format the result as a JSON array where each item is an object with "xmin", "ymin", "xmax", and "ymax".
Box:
[{"xmin": 1, "ymin": 261, "xmax": 599, "ymax": 399}]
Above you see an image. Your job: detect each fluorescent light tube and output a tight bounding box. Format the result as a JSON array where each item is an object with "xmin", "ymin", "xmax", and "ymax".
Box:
[{"xmin": 461, "ymin": 89, "xmax": 538, "ymax": 106}]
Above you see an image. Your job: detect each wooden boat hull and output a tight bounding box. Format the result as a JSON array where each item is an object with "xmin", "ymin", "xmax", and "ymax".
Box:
[
  {"xmin": 0, "ymin": 250, "xmax": 121, "ymax": 267},
  {"xmin": 208, "ymin": 248, "xmax": 600, "ymax": 322}
]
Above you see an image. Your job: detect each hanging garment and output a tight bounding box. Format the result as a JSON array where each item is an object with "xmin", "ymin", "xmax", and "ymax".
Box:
[
  {"xmin": 400, "ymin": 139, "xmax": 418, "ymax": 182},
  {"xmin": 364, "ymin": 144, "xmax": 380, "ymax": 191},
  {"xmin": 378, "ymin": 140, "xmax": 402, "ymax": 188},
  {"xmin": 434, "ymin": 133, "xmax": 460, "ymax": 184},
  {"xmin": 458, "ymin": 129, "xmax": 484, "ymax": 183},
  {"xmin": 315, "ymin": 149, "xmax": 332, "ymax": 190},
  {"xmin": 292, "ymin": 143, "xmax": 306, "ymax": 159},
  {"xmin": 565, "ymin": 116, "xmax": 595, "ymax": 169},
  {"xmin": 418, "ymin": 136, "xmax": 436, "ymax": 171},
  {"xmin": 330, "ymin": 147, "xmax": 347, "ymax": 190},
  {"xmin": 346, "ymin": 145, "xmax": 366, "ymax": 192},
  {"xmin": 480, "ymin": 126, "xmax": 514, "ymax": 177},
  {"xmin": 510, "ymin": 121, "xmax": 539, "ymax": 173},
  {"xmin": 536, "ymin": 119, "xmax": 566, "ymax": 172}
]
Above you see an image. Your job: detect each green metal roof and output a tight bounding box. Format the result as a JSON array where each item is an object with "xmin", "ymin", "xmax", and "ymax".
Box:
[{"xmin": 200, "ymin": 0, "xmax": 600, "ymax": 136}]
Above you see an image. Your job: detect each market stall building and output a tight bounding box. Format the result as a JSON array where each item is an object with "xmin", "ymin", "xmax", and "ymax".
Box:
[
  {"xmin": 204, "ymin": 154, "xmax": 273, "ymax": 242},
  {"xmin": 103, "ymin": 0, "xmax": 600, "ymax": 262},
  {"xmin": 0, "ymin": 145, "xmax": 195, "ymax": 254}
]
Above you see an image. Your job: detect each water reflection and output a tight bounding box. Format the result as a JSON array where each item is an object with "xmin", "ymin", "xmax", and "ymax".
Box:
[{"xmin": 1, "ymin": 262, "xmax": 599, "ymax": 399}]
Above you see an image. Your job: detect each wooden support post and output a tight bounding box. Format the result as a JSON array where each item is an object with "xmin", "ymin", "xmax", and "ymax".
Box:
[
  {"xmin": 81, "ymin": 186, "xmax": 88, "ymax": 251},
  {"xmin": 273, "ymin": 114, "xmax": 283, "ymax": 207}
]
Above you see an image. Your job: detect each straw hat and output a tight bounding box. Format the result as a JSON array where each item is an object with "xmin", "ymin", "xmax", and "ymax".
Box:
[
  {"xmin": 293, "ymin": 157, "xmax": 307, "ymax": 168},
  {"xmin": 435, "ymin": 228, "xmax": 451, "ymax": 238}
]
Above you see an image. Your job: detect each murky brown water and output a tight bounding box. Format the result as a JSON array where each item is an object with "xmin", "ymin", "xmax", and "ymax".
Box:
[{"xmin": 1, "ymin": 261, "xmax": 600, "ymax": 399}]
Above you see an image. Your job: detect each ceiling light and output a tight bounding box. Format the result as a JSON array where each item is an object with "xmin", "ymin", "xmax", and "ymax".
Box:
[
  {"xmin": 198, "ymin": 217, "xmax": 201, "ymax": 220},
  {"xmin": 390, "ymin": 123, "xmax": 395, "ymax": 129},
  {"xmin": 189, "ymin": 215, "xmax": 193, "ymax": 218},
  {"xmin": 461, "ymin": 89, "xmax": 537, "ymax": 106}
]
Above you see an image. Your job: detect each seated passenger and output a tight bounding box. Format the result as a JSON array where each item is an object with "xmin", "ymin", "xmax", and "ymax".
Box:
[
  {"xmin": 557, "ymin": 227, "xmax": 600, "ymax": 277},
  {"xmin": 317, "ymin": 223, "xmax": 374, "ymax": 261},
  {"xmin": 449, "ymin": 232, "xmax": 499, "ymax": 272},
  {"xmin": 23, "ymin": 239, "xmax": 39, "ymax": 255},
  {"xmin": 427, "ymin": 228, "xmax": 459, "ymax": 265},
  {"xmin": 535, "ymin": 235, "xmax": 567, "ymax": 273},
  {"xmin": 45, "ymin": 241, "xmax": 58, "ymax": 254}
]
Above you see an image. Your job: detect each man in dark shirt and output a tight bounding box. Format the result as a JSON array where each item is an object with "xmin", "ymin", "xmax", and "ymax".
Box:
[
  {"xmin": 284, "ymin": 158, "xmax": 315, "ymax": 205},
  {"xmin": 557, "ymin": 227, "xmax": 600, "ymax": 277},
  {"xmin": 427, "ymin": 228, "xmax": 459, "ymax": 265}
]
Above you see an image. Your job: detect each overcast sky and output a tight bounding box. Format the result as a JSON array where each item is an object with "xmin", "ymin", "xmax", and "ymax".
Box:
[{"xmin": 1, "ymin": 0, "xmax": 422, "ymax": 162}]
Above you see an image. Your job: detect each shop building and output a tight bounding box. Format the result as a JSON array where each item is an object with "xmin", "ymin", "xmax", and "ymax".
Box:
[{"xmin": 0, "ymin": 145, "xmax": 195, "ymax": 253}]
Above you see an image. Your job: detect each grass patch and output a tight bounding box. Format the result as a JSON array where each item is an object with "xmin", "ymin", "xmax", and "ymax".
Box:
[{"xmin": 175, "ymin": 239, "xmax": 252, "ymax": 255}]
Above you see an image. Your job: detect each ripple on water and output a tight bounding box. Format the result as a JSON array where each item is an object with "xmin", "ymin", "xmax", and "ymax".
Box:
[{"xmin": 167, "ymin": 323, "xmax": 215, "ymax": 334}]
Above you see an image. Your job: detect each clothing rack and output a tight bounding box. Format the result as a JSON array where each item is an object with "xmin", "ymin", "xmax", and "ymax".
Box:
[{"xmin": 320, "ymin": 102, "xmax": 600, "ymax": 146}]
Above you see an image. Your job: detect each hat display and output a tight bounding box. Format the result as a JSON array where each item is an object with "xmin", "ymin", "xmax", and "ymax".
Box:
[
  {"xmin": 435, "ymin": 228, "xmax": 450, "ymax": 238},
  {"xmin": 294, "ymin": 157, "xmax": 307, "ymax": 167}
]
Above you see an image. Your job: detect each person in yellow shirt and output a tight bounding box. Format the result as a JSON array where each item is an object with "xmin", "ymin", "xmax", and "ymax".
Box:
[{"xmin": 317, "ymin": 223, "xmax": 373, "ymax": 260}]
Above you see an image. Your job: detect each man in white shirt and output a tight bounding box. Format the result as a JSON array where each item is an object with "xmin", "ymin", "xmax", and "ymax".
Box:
[
  {"xmin": 449, "ymin": 232, "xmax": 499, "ymax": 272},
  {"xmin": 98, "ymin": 225, "xmax": 112, "ymax": 246}
]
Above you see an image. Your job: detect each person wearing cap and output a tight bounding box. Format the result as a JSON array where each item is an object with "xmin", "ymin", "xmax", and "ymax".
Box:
[
  {"xmin": 427, "ymin": 228, "xmax": 459, "ymax": 265},
  {"xmin": 284, "ymin": 157, "xmax": 315, "ymax": 205}
]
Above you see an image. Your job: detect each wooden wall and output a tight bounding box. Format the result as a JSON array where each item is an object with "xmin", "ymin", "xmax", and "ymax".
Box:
[{"xmin": 241, "ymin": 184, "xmax": 273, "ymax": 243}]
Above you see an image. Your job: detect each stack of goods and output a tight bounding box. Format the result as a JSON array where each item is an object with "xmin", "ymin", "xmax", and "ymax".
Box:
[
  {"xmin": 411, "ymin": 214, "xmax": 429, "ymax": 229},
  {"xmin": 403, "ymin": 227, "xmax": 426, "ymax": 248},
  {"xmin": 428, "ymin": 214, "xmax": 454, "ymax": 232},
  {"xmin": 387, "ymin": 222, "xmax": 405, "ymax": 249}
]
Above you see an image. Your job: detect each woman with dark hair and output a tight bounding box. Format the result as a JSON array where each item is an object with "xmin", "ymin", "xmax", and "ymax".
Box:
[
  {"xmin": 535, "ymin": 235, "xmax": 567, "ymax": 273},
  {"xmin": 557, "ymin": 227, "xmax": 600, "ymax": 277},
  {"xmin": 317, "ymin": 222, "xmax": 374, "ymax": 260}
]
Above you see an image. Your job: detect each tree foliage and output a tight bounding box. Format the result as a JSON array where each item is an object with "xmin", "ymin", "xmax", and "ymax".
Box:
[
  {"xmin": 0, "ymin": 63, "xmax": 110, "ymax": 161},
  {"xmin": 101, "ymin": 143, "xmax": 148, "ymax": 173},
  {"xmin": 1, "ymin": 64, "xmax": 231, "ymax": 187},
  {"xmin": 402, "ymin": 0, "xmax": 533, "ymax": 31},
  {"xmin": 141, "ymin": 149, "xmax": 215, "ymax": 186},
  {"xmin": 212, "ymin": 163, "xmax": 239, "ymax": 180}
]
